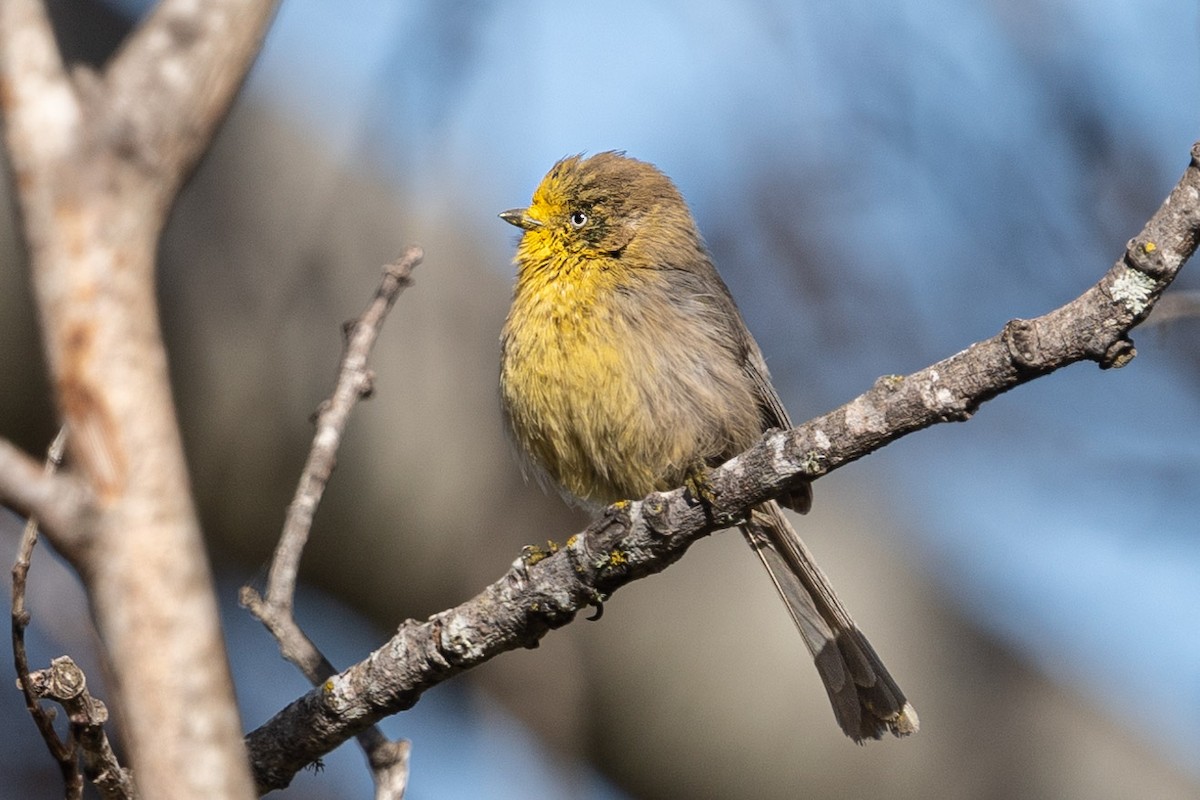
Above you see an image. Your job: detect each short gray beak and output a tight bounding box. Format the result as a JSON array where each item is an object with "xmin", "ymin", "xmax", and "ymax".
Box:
[{"xmin": 499, "ymin": 208, "xmax": 543, "ymax": 231}]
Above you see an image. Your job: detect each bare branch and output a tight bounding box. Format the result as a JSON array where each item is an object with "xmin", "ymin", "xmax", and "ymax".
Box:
[
  {"xmin": 12, "ymin": 431, "xmax": 134, "ymax": 800},
  {"xmin": 244, "ymin": 143, "xmax": 1200, "ymax": 792},
  {"xmin": 11, "ymin": 428, "xmax": 81, "ymax": 797},
  {"xmin": 0, "ymin": 0, "xmax": 81, "ymax": 203},
  {"xmin": 244, "ymin": 247, "xmax": 423, "ymax": 640},
  {"xmin": 24, "ymin": 656, "xmax": 137, "ymax": 800},
  {"xmin": 1, "ymin": 2, "xmax": 281, "ymax": 797},
  {"xmin": 242, "ymin": 248, "xmax": 421, "ymax": 795},
  {"xmin": 0, "ymin": 435, "xmax": 88, "ymax": 546},
  {"xmin": 103, "ymin": 0, "xmax": 280, "ymax": 207}
]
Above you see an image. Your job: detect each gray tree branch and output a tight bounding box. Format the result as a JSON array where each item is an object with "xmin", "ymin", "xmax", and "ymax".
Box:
[{"xmin": 243, "ymin": 144, "xmax": 1200, "ymax": 793}]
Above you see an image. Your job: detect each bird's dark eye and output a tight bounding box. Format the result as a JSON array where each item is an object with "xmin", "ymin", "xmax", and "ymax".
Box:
[{"xmin": 569, "ymin": 210, "xmax": 588, "ymax": 228}]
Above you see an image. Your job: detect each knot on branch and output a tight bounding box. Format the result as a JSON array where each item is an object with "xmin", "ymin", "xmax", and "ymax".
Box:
[
  {"xmin": 641, "ymin": 492, "xmax": 673, "ymax": 535},
  {"xmin": 435, "ymin": 612, "xmax": 488, "ymax": 665},
  {"xmin": 1125, "ymin": 237, "xmax": 1169, "ymax": 280},
  {"xmin": 383, "ymin": 246, "xmax": 423, "ymax": 283},
  {"xmin": 1098, "ymin": 337, "xmax": 1137, "ymax": 370},
  {"xmin": 1003, "ymin": 318, "xmax": 1046, "ymax": 373},
  {"xmin": 26, "ymin": 656, "xmax": 87, "ymax": 701},
  {"xmin": 588, "ymin": 500, "xmax": 635, "ymax": 552},
  {"xmin": 918, "ymin": 374, "xmax": 974, "ymax": 422}
]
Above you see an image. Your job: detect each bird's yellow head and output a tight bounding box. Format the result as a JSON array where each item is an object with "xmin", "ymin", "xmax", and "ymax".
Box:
[{"xmin": 500, "ymin": 152, "xmax": 703, "ymax": 277}]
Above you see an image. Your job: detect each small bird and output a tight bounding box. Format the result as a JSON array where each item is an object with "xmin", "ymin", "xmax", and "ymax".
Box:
[{"xmin": 499, "ymin": 152, "xmax": 917, "ymax": 741}]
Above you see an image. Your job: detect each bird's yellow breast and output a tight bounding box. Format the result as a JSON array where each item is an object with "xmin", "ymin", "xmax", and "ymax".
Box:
[
  {"xmin": 501, "ymin": 255, "xmax": 642, "ymax": 501},
  {"xmin": 500, "ymin": 253, "xmax": 760, "ymax": 505}
]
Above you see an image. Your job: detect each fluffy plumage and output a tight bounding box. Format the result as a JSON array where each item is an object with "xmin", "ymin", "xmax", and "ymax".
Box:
[{"xmin": 500, "ymin": 152, "xmax": 916, "ymax": 741}]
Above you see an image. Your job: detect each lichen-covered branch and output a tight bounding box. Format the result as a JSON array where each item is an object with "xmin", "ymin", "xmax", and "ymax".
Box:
[{"xmin": 244, "ymin": 144, "xmax": 1200, "ymax": 793}]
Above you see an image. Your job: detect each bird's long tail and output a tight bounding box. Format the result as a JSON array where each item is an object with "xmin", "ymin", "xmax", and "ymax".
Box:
[{"xmin": 740, "ymin": 500, "xmax": 918, "ymax": 742}]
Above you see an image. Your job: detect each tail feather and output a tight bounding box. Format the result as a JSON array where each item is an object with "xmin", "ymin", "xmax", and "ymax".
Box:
[{"xmin": 741, "ymin": 500, "xmax": 918, "ymax": 742}]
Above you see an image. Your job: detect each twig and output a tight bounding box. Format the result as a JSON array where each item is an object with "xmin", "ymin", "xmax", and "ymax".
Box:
[
  {"xmin": 242, "ymin": 248, "xmax": 422, "ymax": 797},
  {"xmin": 11, "ymin": 428, "xmax": 80, "ymax": 797},
  {"xmin": 242, "ymin": 248, "xmax": 422, "ymax": 645},
  {"xmin": 243, "ymin": 144, "xmax": 1200, "ymax": 793},
  {"xmin": 24, "ymin": 656, "xmax": 138, "ymax": 800}
]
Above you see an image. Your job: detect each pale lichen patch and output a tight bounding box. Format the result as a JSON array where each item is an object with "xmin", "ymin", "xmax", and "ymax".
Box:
[{"xmin": 1110, "ymin": 267, "xmax": 1156, "ymax": 315}]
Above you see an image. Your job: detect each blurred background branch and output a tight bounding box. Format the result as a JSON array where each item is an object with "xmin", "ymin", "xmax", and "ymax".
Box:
[{"xmin": 0, "ymin": 0, "xmax": 277, "ymax": 797}]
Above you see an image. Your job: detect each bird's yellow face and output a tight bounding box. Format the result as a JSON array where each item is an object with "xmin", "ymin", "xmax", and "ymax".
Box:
[
  {"xmin": 499, "ymin": 176, "xmax": 580, "ymax": 272},
  {"xmin": 500, "ymin": 153, "xmax": 657, "ymax": 280}
]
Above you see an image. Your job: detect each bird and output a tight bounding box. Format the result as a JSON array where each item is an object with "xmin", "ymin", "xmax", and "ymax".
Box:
[{"xmin": 498, "ymin": 151, "xmax": 917, "ymax": 741}]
